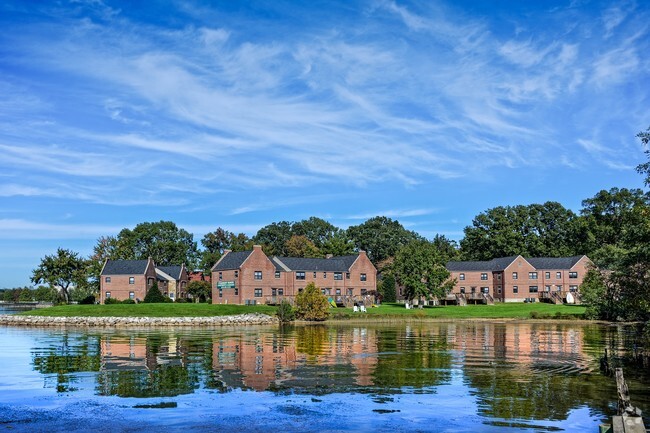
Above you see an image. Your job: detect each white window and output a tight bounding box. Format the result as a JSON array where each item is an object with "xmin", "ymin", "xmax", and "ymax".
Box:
[
  {"xmin": 105, "ymin": 277, "xmax": 111, "ymax": 283},
  {"xmin": 105, "ymin": 291, "xmax": 111, "ymax": 299},
  {"xmin": 129, "ymin": 292, "xmax": 134, "ymax": 299},
  {"xmin": 254, "ymin": 271, "xmax": 262, "ymax": 280},
  {"xmin": 129, "ymin": 277, "xmax": 135, "ymax": 284},
  {"xmin": 459, "ymin": 273, "xmax": 465, "ymax": 280}
]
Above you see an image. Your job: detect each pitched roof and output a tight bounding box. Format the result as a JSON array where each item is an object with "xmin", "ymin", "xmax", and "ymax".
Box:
[
  {"xmin": 446, "ymin": 256, "xmax": 519, "ymax": 272},
  {"xmin": 526, "ymin": 256, "xmax": 585, "ymax": 270},
  {"xmin": 212, "ymin": 251, "xmax": 253, "ymax": 271},
  {"xmin": 101, "ymin": 259, "xmax": 150, "ymax": 275},
  {"xmin": 273, "ymin": 256, "xmax": 358, "ymax": 272},
  {"xmin": 157, "ymin": 265, "xmax": 183, "ymax": 279}
]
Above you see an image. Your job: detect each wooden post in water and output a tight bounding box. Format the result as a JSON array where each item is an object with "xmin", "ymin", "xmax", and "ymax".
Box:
[{"xmin": 608, "ymin": 368, "xmax": 646, "ymax": 433}]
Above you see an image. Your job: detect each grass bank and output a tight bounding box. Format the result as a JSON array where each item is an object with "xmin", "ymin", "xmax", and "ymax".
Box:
[
  {"xmin": 331, "ymin": 302, "xmax": 586, "ymax": 320},
  {"xmin": 16, "ymin": 302, "xmax": 586, "ymax": 320}
]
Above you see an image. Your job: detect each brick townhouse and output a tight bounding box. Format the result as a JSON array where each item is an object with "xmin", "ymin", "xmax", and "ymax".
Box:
[
  {"xmin": 100, "ymin": 258, "xmax": 188, "ymax": 303},
  {"xmin": 445, "ymin": 255, "xmax": 592, "ymax": 304},
  {"xmin": 211, "ymin": 245, "xmax": 377, "ymax": 305}
]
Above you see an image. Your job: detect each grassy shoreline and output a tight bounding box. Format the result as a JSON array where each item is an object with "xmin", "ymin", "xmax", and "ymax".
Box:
[{"xmin": 13, "ymin": 302, "xmax": 586, "ymax": 320}]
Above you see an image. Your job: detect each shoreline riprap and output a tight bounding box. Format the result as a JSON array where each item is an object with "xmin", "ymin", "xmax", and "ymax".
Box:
[{"xmin": 0, "ymin": 313, "xmax": 278, "ymax": 327}]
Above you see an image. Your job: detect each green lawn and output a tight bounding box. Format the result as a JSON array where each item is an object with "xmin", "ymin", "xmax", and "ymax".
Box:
[
  {"xmin": 18, "ymin": 301, "xmax": 586, "ymax": 320},
  {"xmin": 341, "ymin": 302, "xmax": 585, "ymax": 319}
]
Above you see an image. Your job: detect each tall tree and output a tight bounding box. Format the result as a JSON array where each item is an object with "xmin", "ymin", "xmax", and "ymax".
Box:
[
  {"xmin": 393, "ymin": 240, "xmax": 455, "ymax": 302},
  {"xmin": 114, "ymin": 221, "xmax": 199, "ymax": 268},
  {"xmin": 88, "ymin": 235, "xmax": 120, "ymax": 292},
  {"xmin": 636, "ymin": 126, "xmax": 650, "ymax": 186},
  {"xmin": 253, "ymin": 221, "xmax": 293, "ymax": 256},
  {"xmin": 31, "ymin": 248, "xmax": 88, "ymax": 303},
  {"xmin": 321, "ymin": 231, "xmax": 356, "ymax": 257},
  {"xmin": 347, "ymin": 216, "xmax": 423, "ymax": 264},
  {"xmin": 291, "ymin": 217, "xmax": 341, "ymax": 249},
  {"xmin": 285, "ymin": 235, "xmax": 322, "ymax": 258},
  {"xmin": 460, "ymin": 202, "xmax": 582, "ymax": 260},
  {"xmin": 200, "ymin": 228, "xmax": 252, "ymax": 271}
]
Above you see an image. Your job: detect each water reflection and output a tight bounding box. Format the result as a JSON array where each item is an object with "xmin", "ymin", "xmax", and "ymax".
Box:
[{"xmin": 26, "ymin": 322, "xmax": 650, "ymax": 425}]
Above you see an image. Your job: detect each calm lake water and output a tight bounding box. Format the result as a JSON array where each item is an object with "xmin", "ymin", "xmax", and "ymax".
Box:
[{"xmin": 0, "ymin": 321, "xmax": 648, "ymax": 432}]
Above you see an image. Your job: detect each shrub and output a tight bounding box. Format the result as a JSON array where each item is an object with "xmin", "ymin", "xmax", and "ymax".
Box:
[
  {"xmin": 143, "ymin": 283, "xmax": 167, "ymax": 303},
  {"xmin": 276, "ymin": 300, "xmax": 295, "ymax": 323},
  {"xmin": 295, "ymin": 282, "xmax": 330, "ymax": 321},
  {"xmin": 79, "ymin": 295, "xmax": 95, "ymax": 305},
  {"xmin": 104, "ymin": 297, "xmax": 121, "ymax": 304},
  {"xmin": 121, "ymin": 299, "xmax": 136, "ymax": 304},
  {"xmin": 175, "ymin": 298, "xmax": 187, "ymax": 303}
]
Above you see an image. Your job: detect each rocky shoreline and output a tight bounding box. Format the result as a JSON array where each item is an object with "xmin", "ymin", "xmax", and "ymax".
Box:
[{"xmin": 0, "ymin": 313, "xmax": 278, "ymax": 327}]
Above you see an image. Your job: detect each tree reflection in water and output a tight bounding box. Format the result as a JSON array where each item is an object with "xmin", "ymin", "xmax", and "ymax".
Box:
[{"xmin": 28, "ymin": 322, "xmax": 649, "ymax": 425}]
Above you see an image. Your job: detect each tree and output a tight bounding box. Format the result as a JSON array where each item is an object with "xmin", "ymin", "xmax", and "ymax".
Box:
[
  {"xmin": 636, "ymin": 126, "xmax": 650, "ymax": 186},
  {"xmin": 33, "ymin": 285, "xmax": 58, "ymax": 303},
  {"xmin": 291, "ymin": 217, "xmax": 340, "ymax": 249},
  {"xmin": 460, "ymin": 202, "xmax": 583, "ymax": 260},
  {"xmin": 114, "ymin": 221, "xmax": 199, "ymax": 269},
  {"xmin": 88, "ymin": 236, "xmax": 120, "ymax": 293},
  {"xmin": 294, "ymin": 282, "xmax": 330, "ymax": 321},
  {"xmin": 393, "ymin": 240, "xmax": 455, "ymax": 302},
  {"xmin": 253, "ymin": 221, "xmax": 293, "ymax": 256},
  {"xmin": 347, "ymin": 216, "xmax": 423, "ymax": 264},
  {"xmin": 580, "ymin": 187, "xmax": 649, "ymax": 266},
  {"xmin": 143, "ymin": 283, "xmax": 167, "ymax": 303},
  {"xmin": 285, "ymin": 235, "xmax": 322, "ymax": 258},
  {"xmin": 200, "ymin": 228, "xmax": 252, "ymax": 272},
  {"xmin": 379, "ymin": 273, "xmax": 397, "ymax": 303},
  {"xmin": 187, "ymin": 280, "xmax": 211, "ymax": 303},
  {"xmin": 31, "ymin": 248, "xmax": 87, "ymax": 303},
  {"xmin": 321, "ymin": 231, "xmax": 356, "ymax": 257}
]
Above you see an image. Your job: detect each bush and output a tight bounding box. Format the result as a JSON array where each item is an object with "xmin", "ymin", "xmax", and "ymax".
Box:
[
  {"xmin": 380, "ymin": 274, "xmax": 397, "ymax": 303},
  {"xmin": 175, "ymin": 298, "xmax": 187, "ymax": 303},
  {"xmin": 295, "ymin": 282, "xmax": 330, "ymax": 321},
  {"xmin": 104, "ymin": 297, "xmax": 121, "ymax": 304},
  {"xmin": 79, "ymin": 295, "xmax": 95, "ymax": 305},
  {"xmin": 276, "ymin": 300, "xmax": 295, "ymax": 323},
  {"xmin": 143, "ymin": 283, "xmax": 167, "ymax": 303},
  {"xmin": 121, "ymin": 299, "xmax": 136, "ymax": 304}
]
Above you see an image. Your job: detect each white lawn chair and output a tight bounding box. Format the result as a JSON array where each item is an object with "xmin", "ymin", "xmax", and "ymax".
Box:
[
  {"xmin": 360, "ymin": 305, "xmax": 367, "ymax": 313},
  {"xmin": 353, "ymin": 305, "xmax": 359, "ymax": 312}
]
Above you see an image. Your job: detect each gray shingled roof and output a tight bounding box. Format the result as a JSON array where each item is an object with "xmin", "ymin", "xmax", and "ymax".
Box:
[
  {"xmin": 526, "ymin": 256, "xmax": 584, "ymax": 270},
  {"xmin": 102, "ymin": 259, "xmax": 150, "ymax": 275},
  {"xmin": 446, "ymin": 256, "xmax": 519, "ymax": 272},
  {"xmin": 212, "ymin": 251, "xmax": 253, "ymax": 271},
  {"xmin": 157, "ymin": 266, "xmax": 182, "ymax": 279},
  {"xmin": 273, "ymin": 256, "xmax": 358, "ymax": 272}
]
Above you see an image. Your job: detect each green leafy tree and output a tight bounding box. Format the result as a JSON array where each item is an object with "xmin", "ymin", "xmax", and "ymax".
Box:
[
  {"xmin": 88, "ymin": 236, "xmax": 120, "ymax": 293},
  {"xmin": 294, "ymin": 282, "xmax": 330, "ymax": 321},
  {"xmin": 187, "ymin": 280, "xmax": 211, "ymax": 303},
  {"xmin": 143, "ymin": 283, "xmax": 167, "ymax": 303},
  {"xmin": 460, "ymin": 202, "xmax": 583, "ymax": 260},
  {"xmin": 347, "ymin": 216, "xmax": 423, "ymax": 264},
  {"xmin": 253, "ymin": 221, "xmax": 293, "ymax": 256},
  {"xmin": 200, "ymin": 228, "xmax": 252, "ymax": 272},
  {"xmin": 18, "ymin": 288, "xmax": 34, "ymax": 302},
  {"xmin": 636, "ymin": 126, "xmax": 650, "ymax": 186},
  {"xmin": 379, "ymin": 273, "xmax": 397, "ymax": 303},
  {"xmin": 321, "ymin": 231, "xmax": 356, "ymax": 257},
  {"xmin": 580, "ymin": 269, "xmax": 618, "ymax": 320},
  {"xmin": 114, "ymin": 221, "xmax": 199, "ymax": 269},
  {"xmin": 31, "ymin": 248, "xmax": 88, "ymax": 303},
  {"xmin": 393, "ymin": 240, "xmax": 455, "ymax": 302},
  {"xmin": 276, "ymin": 300, "xmax": 296, "ymax": 323},
  {"xmin": 33, "ymin": 285, "xmax": 58, "ymax": 303},
  {"xmin": 291, "ymin": 217, "xmax": 341, "ymax": 249},
  {"xmin": 285, "ymin": 235, "xmax": 322, "ymax": 258}
]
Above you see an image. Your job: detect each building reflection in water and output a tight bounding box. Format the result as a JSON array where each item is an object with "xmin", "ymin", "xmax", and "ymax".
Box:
[{"xmin": 30, "ymin": 321, "xmax": 623, "ymax": 422}]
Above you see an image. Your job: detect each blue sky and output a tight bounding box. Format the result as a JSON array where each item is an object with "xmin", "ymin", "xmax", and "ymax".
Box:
[{"xmin": 1, "ymin": 0, "xmax": 648, "ymax": 288}]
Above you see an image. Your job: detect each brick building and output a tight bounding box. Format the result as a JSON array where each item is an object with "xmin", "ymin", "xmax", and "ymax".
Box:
[
  {"xmin": 100, "ymin": 259, "xmax": 188, "ymax": 303},
  {"xmin": 211, "ymin": 245, "xmax": 377, "ymax": 305},
  {"xmin": 445, "ymin": 255, "xmax": 591, "ymax": 304}
]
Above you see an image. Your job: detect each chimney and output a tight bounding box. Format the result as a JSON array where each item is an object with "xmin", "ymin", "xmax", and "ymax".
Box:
[
  {"xmin": 326, "ymin": 254, "xmax": 333, "ymax": 259},
  {"xmin": 253, "ymin": 244, "xmax": 262, "ymax": 250}
]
